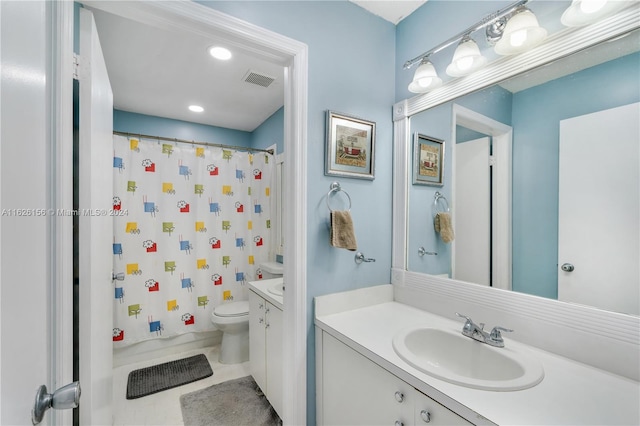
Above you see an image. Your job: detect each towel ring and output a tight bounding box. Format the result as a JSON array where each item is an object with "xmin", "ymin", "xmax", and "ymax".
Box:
[
  {"xmin": 433, "ymin": 191, "xmax": 450, "ymax": 214},
  {"xmin": 326, "ymin": 182, "xmax": 352, "ymax": 212}
]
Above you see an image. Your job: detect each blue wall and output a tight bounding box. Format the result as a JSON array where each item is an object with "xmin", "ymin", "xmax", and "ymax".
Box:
[
  {"xmin": 196, "ymin": 2, "xmax": 396, "ymax": 424},
  {"xmin": 251, "ymin": 107, "xmax": 284, "ymax": 153},
  {"xmin": 113, "ymin": 110, "xmax": 252, "ymax": 147},
  {"xmin": 512, "ymin": 52, "xmax": 640, "ymax": 298}
]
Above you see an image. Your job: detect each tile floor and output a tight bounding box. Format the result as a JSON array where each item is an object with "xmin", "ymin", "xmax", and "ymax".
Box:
[{"xmin": 113, "ymin": 345, "xmax": 250, "ymax": 426}]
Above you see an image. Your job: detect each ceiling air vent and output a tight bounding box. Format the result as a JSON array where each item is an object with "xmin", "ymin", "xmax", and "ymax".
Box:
[{"xmin": 243, "ymin": 70, "xmax": 276, "ymax": 88}]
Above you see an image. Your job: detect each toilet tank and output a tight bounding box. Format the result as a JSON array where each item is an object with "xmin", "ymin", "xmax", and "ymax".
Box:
[{"xmin": 260, "ymin": 261, "xmax": 283, "ymax": 279}]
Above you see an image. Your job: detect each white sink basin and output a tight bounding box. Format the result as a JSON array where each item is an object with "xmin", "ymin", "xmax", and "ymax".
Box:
[
  {"xmin": 268, "ymin": 282, "xmax": 284, "ymax": 296},
  {"xmin": 392, "ymin": 326, "xmax": 544, "ymax": 391}
]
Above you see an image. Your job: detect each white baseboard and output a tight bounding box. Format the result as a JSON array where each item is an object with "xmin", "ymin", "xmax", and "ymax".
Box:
[{"xmin": 113, "ymin": 331, "xmax": 222, "ymax": 367}]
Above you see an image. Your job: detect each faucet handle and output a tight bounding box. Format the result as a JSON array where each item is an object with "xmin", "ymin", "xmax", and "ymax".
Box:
[
  {"xmin": 455, "ymin": 312, "xmax": 471, "ymax": 322},
  {"xmin": 490, "ymin": 326, "xmax": 513, "ymax": 337},
  {"xmin": 488, "ymin": 326, "xmax": 513, "ymax": 346},
  {"xmin": 455, "ymin": 313, "xmax": 482, "ymax": 333}
]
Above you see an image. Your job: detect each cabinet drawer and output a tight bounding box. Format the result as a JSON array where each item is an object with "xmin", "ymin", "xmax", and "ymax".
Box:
[{"xmin": 414, "ymin": 390, "xmax": 472, "ymax": 425}]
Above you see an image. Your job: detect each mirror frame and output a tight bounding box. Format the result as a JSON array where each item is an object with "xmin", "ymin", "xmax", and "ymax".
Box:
[{"xmin": 392, "ymin": 4, "xmax": 639, "ymax": 271}]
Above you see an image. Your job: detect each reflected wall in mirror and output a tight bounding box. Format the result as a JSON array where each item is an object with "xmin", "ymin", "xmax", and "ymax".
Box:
[{"xmin": 407, "ymin": 29, "xmax": 639, "ymax": 316}]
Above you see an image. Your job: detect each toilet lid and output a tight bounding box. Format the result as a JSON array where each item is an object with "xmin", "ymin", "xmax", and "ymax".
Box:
[{"xmin": 214, "ymin": 301, "xmax": 249, "ymax": 317}]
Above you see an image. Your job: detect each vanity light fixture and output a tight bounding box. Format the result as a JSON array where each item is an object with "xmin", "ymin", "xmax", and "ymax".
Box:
[
  {"xmin": 188, "ymin": 105, "xmax": 204, "ymax": 113},
  {"xmin": 494, "ymin": 6, "xmax": 548, "ymax": 55},
  {"xmin": 404, "ymin": 0, "xmax": 531, "ymax": 93},
  {"xmin": 561, "ymin": 0, "xmax": 628, "ymax": 27},
  {"xmin": 446, "ymin": 36, "xmax": 488, "ymax": 77},
  {"xmin": 208, "ymin": 46, "xmax": 232, "ymax": 60},
  {"xmin": 409, "ymin": 58, "xmax": 442, "ymax": 93}
]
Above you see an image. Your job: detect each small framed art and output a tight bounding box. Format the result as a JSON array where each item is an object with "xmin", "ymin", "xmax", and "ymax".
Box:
[
  {"xmin": 325, "ymin": 110, "xmax": 376, "ymax": 180},
  {"xmin": 413, "ymin": 133, "xmax": 444, "ymax": 186}
]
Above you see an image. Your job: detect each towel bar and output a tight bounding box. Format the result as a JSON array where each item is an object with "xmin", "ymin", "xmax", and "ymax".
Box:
[
  {"xmin": 433, "ymin": 191, "xmax": 450, "ymax": 214},
  {"xmin": 326, "ymin": 182, "xmax": 352, "ymax": 212}
]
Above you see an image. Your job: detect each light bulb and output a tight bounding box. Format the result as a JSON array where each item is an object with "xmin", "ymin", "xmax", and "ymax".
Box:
[
  {"xmin": 456, "ymin": 56, "xmax": 474, "ymax": 71},
  {"xmin": 418, "ymin": 77, "xmax": 433, "ymax": 87},
  {"xmin": 580, "ymin": 0, "xmax": 607, "ymax": 14},
  {"xmin": 509, "ymin": 29, "xmax": 527, "ymax": 47}
]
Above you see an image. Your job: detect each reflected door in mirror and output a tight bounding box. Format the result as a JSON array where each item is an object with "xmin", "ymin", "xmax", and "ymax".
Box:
[{"xmin": 558, "ymin": 102, "xmax": 639, "ymax": 316}]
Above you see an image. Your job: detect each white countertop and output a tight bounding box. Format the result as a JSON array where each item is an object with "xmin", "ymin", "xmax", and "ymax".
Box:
[
  {"xmin": 248, "ymin": 278, "xmax": 284, "ymax": 310},
  {"xmin": 315, "ymin": 288, "xmax": 640, "ymax": 425}
]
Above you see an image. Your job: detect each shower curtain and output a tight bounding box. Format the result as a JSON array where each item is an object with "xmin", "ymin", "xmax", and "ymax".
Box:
[{"xmin": 112, "ymin": 135, "xmax": 274, "ymax": 346}]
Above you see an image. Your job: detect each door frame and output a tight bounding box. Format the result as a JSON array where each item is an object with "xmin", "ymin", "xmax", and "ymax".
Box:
[
  {"xmin": 54, "ymin": 2, "xmax": 308, "ymax": 424},
  {"xmin": 451, "ymin": 104, "xmax": 512, "ymax": 291}
]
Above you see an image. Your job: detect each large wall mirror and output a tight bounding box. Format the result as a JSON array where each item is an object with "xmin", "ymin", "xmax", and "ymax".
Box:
[{"xmin": 395, "ymin": 2, "xmax": 639, "ymax": 317}]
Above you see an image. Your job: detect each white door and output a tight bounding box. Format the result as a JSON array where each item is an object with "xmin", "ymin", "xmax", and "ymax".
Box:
[
  {"xmin": 454, "ymin": 137, "xmax": 491, "ymax": 286},
  {"xmin": 78, "ymin": 7, "xmax": 115, "ymax": 425},
  {"xmin": 0, "ymin": 2, "xmax": 57, "ymax": 424},
  {"xmin": 558, "ymin": 103, "xmax": 639, "ymax": 315}
]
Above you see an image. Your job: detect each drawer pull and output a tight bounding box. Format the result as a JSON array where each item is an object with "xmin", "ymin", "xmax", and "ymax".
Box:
[
  {"xmin": 394, "ymin": 391, "xmax": 404, "ymax": 403},
  {"xmin": 420, "ymin": 410, "xmax": 431, "ymax": 423},
  {"xmin": 394, "ymin": 422, "xmax": 404, "ymax": 426}
]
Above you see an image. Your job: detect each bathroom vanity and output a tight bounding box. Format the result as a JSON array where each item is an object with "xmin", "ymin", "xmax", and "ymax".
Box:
[
  {"xmin": 249, "ymin": 278, "xmax": 284, "ymax": 418},
  {"xmin": 315, "ymin": 285, "xmax": 640, "ymax": 425}
]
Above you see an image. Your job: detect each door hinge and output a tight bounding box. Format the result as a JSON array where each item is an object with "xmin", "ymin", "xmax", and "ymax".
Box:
[
  {"xmin": 489, "ymin": 155, "xmax": 496, "ymax": 167},
  {"xmin": 73, "ymin": 53, "xmax": 80, "ymax": 80}
]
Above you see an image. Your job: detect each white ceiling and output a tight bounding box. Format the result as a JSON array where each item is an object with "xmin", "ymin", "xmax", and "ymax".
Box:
[
  {"xmin": 89, "ymin": 7, "xmax": 285, "ymax": 132},
  {"xmin": 349, "ymin": 0, "xmax": 427, "ymax": 24}
]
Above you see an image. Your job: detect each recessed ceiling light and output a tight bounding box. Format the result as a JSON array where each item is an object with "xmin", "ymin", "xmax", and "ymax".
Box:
[
  {"xmin": 208, "ymin": 46, "xmax": 232, "ymax": 60},
  {"xmin": 188, "ymin": 105, "xmax": 204, "ymax": 113}
]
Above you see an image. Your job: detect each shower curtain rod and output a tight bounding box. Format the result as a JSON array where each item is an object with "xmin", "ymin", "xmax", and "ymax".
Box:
[{"xmin": 113, "ymin": 131, "xmax": 275, "ymax": 155}]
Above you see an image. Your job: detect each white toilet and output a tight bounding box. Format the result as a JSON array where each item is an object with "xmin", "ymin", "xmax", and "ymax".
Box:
[
  {"xmin": 210, "ymin": 300, "xmax": 250, "ymax": 364},
  {"xmin": 260, "ymin": 261, "xmax": 283, "ymax": 279}
]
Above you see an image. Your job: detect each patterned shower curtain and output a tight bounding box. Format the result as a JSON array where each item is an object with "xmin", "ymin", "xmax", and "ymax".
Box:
[{"xmin": 112, "ymin": 135, "xmax": 274, "ymax": 346}]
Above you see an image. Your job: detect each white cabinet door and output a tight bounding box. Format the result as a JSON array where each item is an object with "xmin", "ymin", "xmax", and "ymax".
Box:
[
  {"xmin": 321, "ymin": 333, "xmax": 413, "ymax": 426},
  {"xmin": 414, "ymin": 390, "xmax": 471, "ymax": 425},
  {"xmin": 266, "ymin": 302, "xmax": 284, "ymax": 418},
  {"xmin": 249, "ymin": 291, "xmax": 267, "ymax": 392}
]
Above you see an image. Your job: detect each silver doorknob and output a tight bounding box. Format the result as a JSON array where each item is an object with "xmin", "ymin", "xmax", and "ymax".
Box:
[
  {"xmin": 420, "ymin": 410, "xmax": 431, "ymax": 423},
  {"xmin": 394, "ymin": 391, "xmax": 404, "ymax": 403},
  {"xmin": 32, "ymin": 381, "xmax": 81, "ymax": 424},
  {"xmin": 561, "ymin": 263, "xmax": 575, "ymax": 272}
]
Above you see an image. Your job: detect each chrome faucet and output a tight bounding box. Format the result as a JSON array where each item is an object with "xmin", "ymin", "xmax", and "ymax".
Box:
[{"xmin": 455, "ymin": 313, "xmax": 513, "ymax": 348}]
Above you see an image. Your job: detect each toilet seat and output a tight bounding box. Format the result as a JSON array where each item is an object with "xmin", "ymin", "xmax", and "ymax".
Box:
[{"xmin": 213, "ymin": 301, "xmax": 249, "ymax": 317}]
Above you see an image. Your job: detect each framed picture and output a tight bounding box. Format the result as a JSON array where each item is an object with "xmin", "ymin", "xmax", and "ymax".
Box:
[
  {"xmin": 325, "ymin": 111, "xmax": 376, "ymax": 180},
  {"xmin": 413, "ymin": 133, "xmax": 444, "ymax": 186}
]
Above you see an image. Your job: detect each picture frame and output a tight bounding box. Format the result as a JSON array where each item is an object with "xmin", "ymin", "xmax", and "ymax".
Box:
[
  {"xmin": 413, "ymin": 133, "xmax": 444, "ymax": 186},
  {"xmin": 325, "ymin": 110, "xmax": 376, "ymax": 180}
]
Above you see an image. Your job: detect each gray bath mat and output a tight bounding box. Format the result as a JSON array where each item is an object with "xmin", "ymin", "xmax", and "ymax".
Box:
[
  {"xmin": 180, "ymin": 376, "xmax": 281, "ymax": 426},
  {"xmin": 126, "ymin": 354, "xmax": 213, "ymax": 399}
]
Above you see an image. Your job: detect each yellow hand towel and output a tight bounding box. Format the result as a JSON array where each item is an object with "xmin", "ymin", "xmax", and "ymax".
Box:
[
  {"xmin": 434, "ymin": 212, "xmax": 454, "ymax": 243},
  {"xmin": 330, "ymin": 210, "xmax": 357, "ymax": 251}
]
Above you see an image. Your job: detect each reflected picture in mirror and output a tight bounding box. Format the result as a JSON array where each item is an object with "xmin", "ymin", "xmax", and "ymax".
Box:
[
  {"xmin": 404, "ymin": 21, "xmax": 639, "ymax": 316},
  {"xmin": 413, "ymin": 133, "xmax": 445, "ymax": 186}
]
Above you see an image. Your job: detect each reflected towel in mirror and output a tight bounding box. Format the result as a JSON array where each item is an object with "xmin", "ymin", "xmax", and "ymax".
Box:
[
  {"xmin": 434, "ymin": 212, "xmax": 454, "ymax": 243},
  {"xmin": 330, "ymin": 210, "xmax": 357, "ymax": 251}
]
